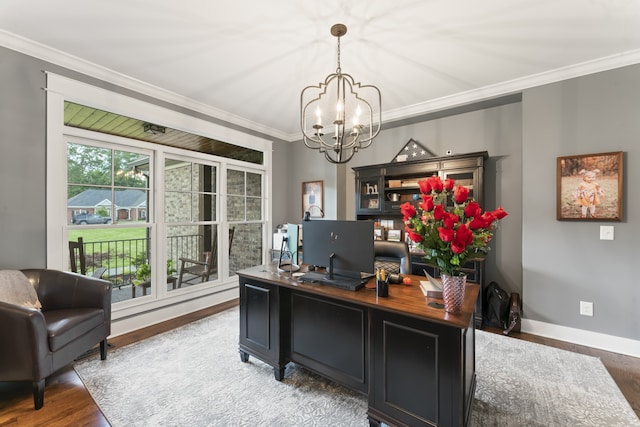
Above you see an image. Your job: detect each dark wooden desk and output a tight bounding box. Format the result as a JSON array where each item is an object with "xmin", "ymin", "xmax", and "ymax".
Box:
[{"xmin": 237, "ymin": 264, "xmax": 478, "ymax": 427}]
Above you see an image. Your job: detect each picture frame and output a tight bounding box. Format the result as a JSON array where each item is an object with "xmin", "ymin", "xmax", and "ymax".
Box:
[
  {"xmin": 557, "ymin": 151, "xmax": 623, "ymax": 221},
  {"xmin": 368, "ymin": 198, "xmax": 379, "ymax": 209},
  {"xmin": 374, "ymin": 226, "xmax": 384, "ymax": 241},
  {"xmin": 387, "ymin": 229, "xmax": 402, "ymax": 242},
  {"xmin": 302, "ymin": 181, "xmax": 324, "ymax": 218}
]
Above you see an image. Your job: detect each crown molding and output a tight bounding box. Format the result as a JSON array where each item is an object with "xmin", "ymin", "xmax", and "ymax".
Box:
[
  {"xmin": 0, "ymin": 29, "xmax": 289, "ymax": 142},
  {"xmin": 382, "ymin": 49, "xmax": 640, "ymax": 124},
  {"xmin": 3, "ymin": 29, "xmax": 640, "ymax": 143}
]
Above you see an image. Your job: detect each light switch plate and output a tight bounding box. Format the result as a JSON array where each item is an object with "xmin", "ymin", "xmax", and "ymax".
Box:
[{"xmin": 599, "ymin": 226, "xmax": 614, "ymax": 240}]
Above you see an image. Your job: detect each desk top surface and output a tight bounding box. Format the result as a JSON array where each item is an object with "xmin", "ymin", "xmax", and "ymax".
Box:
[{"xmin": 237, "ymin": 263, "xmax": 479, "ymax": 329}]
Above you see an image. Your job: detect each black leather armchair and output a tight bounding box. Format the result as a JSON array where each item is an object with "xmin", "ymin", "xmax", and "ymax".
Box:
[
  {"xmin": 0, "ymin": 269, "xmax": 111, "ymax": 409},
  {"xmin": 374, "ymin": 240, "xmax": 412, "ymax": 275}
]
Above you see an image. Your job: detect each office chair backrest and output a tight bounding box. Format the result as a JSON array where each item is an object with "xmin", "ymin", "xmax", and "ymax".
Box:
[{"xmin": 374, "ymin": 240, "xmax": 411, "ymax": 275}]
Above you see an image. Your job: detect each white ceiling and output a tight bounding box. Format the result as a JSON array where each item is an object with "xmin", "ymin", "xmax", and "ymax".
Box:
[{"xmin": 1, "ymin": 0, "xmax": 640, "ymax": 141}]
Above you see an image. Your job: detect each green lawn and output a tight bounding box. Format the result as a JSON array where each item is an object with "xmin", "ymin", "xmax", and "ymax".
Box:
[{"xmin": 69, "ymin": 226, "xmax": 148, "ymax": 243}]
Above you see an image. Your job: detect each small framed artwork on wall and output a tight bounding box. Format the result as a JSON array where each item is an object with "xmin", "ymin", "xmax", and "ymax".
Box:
[
  {"xmin": 302, "ymin": 180, "xmax": 324, "ymax": 218},
  {"xmin": 556, "ymin": 151, "xmax": 623, "ymax": 221}
]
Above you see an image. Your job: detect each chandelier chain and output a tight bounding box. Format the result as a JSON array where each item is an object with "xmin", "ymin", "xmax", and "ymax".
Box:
[{"xmin": 336, "ymin": 36, "xmax": 341, "ymax": 74}]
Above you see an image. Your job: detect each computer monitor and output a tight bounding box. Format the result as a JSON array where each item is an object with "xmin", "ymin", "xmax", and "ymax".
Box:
[{"xmin": 302, "ymin": 220, "xmax": 374, "ymax": 279}]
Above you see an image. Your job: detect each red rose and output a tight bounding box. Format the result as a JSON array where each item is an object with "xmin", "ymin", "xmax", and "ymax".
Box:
[
  {"xmin": 433, "ymin": 204, "xmax": 445, "ymax": 221},
  {"xmin": 443, "ymin": 212, "xmax": 459, "ymax": 229},
  {"xmin": 464, "ymin": 201, "xmax": 481, "ymax": 218},
  {"xmin": 406, "ymin": 231, "xmax": 423, "ymax": 243},
  {"xmin": 418, "ymin": 179, "xmax": 432, "ymax": 195},
  {"xmin": 400, "ymin": 202, "xmax": 416, "ymax": 220},
  {"xmin": 420, "ymin": 195, "xmax": 434, "ymax": 211},
  {"xmin": 492, "ymin": 206, "xmax": 508, "ymax": 220},
  {"xmin": 453, "ymin": 185, "xmax": 469, "ymax": 204},
  {"xmin": 429, "ymin": 176, "xmax": 444, "ymax": 193},
  {"xmin": 480, "ymin": 211, "xmax": 495, "ymax": 228},
  {"xmin": 444, "ymin": 178, "xmax": 455, "ymax": 191},
  {"xmin": 438, "ymin": 227, "xmax": 454, "ymax": 242},
  {"xmin": 468, "ymin": 217, "xmax": 485, "ymax": 230},
  {"xmin": 456, "ymin": 224, "xmax": 473, "ymax": 245},
  {"xmin": 451, "ymin": 239, "xmax": 466, "ymax": 254}
]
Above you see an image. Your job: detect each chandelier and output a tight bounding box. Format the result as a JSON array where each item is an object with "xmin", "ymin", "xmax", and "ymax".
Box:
[{"xmin": 300, "ymin": 24, "xmax": 382, "ymax": 164}]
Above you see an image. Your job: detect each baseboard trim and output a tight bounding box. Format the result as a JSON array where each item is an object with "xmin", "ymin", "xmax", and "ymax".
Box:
[{"xmin": 522, "ymin": 318, "xmax": 640, "ymax": 359}]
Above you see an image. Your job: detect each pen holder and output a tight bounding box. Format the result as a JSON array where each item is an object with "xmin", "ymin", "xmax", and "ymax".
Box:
[{"xmin": 376, "ymin": 277, "xmax": 389, "ymax": 297}]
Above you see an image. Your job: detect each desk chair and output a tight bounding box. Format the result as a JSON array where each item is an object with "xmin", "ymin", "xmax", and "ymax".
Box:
[{"xmin": 374, "ymin": 240, "xmax": 411, "ymax": 275}]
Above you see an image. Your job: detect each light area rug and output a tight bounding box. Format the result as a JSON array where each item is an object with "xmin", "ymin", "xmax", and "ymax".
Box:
[{"xmin": 74, "ymin": 307, "xmax": 639, "ymax": 427}]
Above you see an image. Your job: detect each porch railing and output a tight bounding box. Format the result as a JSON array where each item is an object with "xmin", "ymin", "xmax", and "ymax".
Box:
[{"xmin": 77, "ymin": 234, "xmax": 204, "ymax": 287}]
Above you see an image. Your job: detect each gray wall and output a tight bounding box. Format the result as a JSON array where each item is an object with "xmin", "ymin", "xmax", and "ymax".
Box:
[
  {"xmin": 522, "ymin": 65, "xmax": 639, "ymax": 340},
  {"xmin": 0, "ymin": 47, "xmax": 47, "ymax": 268},
  {"xmin": 276, "ymin": 64, "xmax": 640, "ymax": 342},
  {"xmin": 2, "ymin": 43, "xmax": 639, "ymax": 342}
]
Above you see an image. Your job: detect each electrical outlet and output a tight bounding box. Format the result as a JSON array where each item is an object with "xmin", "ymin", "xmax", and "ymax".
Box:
[{"xmin": 580, "ymin": 301, "xmax": 593, "ymax": 316}]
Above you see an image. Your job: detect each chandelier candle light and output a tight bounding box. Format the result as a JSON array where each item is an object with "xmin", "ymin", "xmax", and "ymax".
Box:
[{"xmin": 300, "ymin": 24, "xmax": 382, "ymax": 164}]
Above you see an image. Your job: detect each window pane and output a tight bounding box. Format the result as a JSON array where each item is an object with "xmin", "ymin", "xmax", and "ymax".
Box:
[
  {"xmin": 68, "ymin": 226, "xmax": 152, "ymax": 304},
  {"xmin": 229, "ymin": 223, "xmax": 263, "ymax": 275},
  {"xmin": 67, "ymin": 143, "xmax": 112, "ymax": 186},
  {"xmin": 114, "ymin": 150, "xmax": 149, "ymax": 188},
  {"xmin": 193, "ymin": 194, "xmax": 216, "ymax": 222},
  {"xmin": 165, "ymin": 192, "xmax": 191, "ymax": 222},
  {"xmin": 165, "ymin": 161, "xmax": 192, "ymax": 191},
  {"xmin": 227, "ymin": 169, "xmax": 245, "ymax": 195},
  {"xmin": 246, "ymin": 172, "xmax": 262, "ymax": 197},
  {"xmin": 227, "ymin": 196, "xmax": 245, "ymax": 221},
  {"xmin": 167, "ymin": 224, "xmax": 218, "ymax": 290},
  {"xmin": 68, "ymin": 185, "xmax": 114, "ymax": 225},
  {"xmin": 246, "ymin": 197, "xmax": 262, "ymax": 221}
]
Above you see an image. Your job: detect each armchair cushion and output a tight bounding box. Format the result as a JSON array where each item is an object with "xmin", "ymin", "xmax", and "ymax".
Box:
[
  {"xmin": 44, "ymin": 308, "xmax": 105, "ymax": 351},
  {"xmin": 0, "ymin": 270, "xmax": 42, "ymax": 309}
]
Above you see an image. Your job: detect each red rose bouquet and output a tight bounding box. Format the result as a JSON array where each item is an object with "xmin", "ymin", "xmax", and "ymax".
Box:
[{"xmin": 401, "ymin": 176, "xmax": 508, "ymax": 277}]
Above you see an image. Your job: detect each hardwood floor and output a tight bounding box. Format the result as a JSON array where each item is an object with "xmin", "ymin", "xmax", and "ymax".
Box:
[{"xmin": 1, "ymin": 300, "xmax": 638, "ymax": 425}]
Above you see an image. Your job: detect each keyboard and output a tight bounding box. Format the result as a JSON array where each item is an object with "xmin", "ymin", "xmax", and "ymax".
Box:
[{"xmin": 298, "ymin": 272, "xmax": 365, "ymax": 291}]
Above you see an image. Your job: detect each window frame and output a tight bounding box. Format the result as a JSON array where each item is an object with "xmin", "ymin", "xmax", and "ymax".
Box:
[{"xmin": 46, "ymin": 73, "xmax": 273, "ymax": 321}]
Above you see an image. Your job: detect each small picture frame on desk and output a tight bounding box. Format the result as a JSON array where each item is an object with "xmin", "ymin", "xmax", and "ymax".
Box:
[
  {"xmin": 374, "ymin": 226, "xmax": 384, "ymax": 240},
  {"xmin": 387, "ymin": 229, "xmax": 401, "ymax": 242}
]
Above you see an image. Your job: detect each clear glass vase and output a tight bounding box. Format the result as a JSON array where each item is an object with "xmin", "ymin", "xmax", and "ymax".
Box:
[{"xmin": 441, "ymin": 273, "xmax": 466, "ymax": 314}]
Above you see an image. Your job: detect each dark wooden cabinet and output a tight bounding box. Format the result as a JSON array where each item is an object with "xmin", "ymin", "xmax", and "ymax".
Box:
[
  {"xmin": 354, "ymin": 151, "xmax": 487, "ymax": 218},
  {"xmin": 369, "ymin": 310, "xmax": 476, "ymax": 427},
  {"xmin": 238, "ymin": 277, "xmax": 288, "ymax": 380},
  {"xmin": 354, "ymin": 151, "xmax": 488, "ymax": 328}
]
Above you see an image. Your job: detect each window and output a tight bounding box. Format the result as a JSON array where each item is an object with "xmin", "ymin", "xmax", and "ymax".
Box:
[
  {"xmin": 227, "ymin": 169, "xmax": 264, "ymax": 274},
  {"xmin": 165, "ymin": 158, "xmax": 219, "ymax": 290},
  {"xmin": 67, "ymin": 139, "xmax": 153, "ymax": 304},
  {"xmin": 47, "ymin": 73, "xmax": 272, "ymax": 325}
]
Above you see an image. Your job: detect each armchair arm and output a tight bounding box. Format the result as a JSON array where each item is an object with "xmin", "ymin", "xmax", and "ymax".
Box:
[
  {"xmin": 0, "ymin": 301, "xmax": 51, "ymax": 380},
  {"xmin": 179, "ymin": 257, "xmax": 208, "ymax": 267},
  {"xmin": 21, "ymin": 269, "xmax": 111, "ymax": 315}
]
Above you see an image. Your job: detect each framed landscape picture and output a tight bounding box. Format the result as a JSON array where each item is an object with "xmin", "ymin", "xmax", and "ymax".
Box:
[{"xmin": 557, "ymin": 151, "xmax": 623, "ymax": 221}]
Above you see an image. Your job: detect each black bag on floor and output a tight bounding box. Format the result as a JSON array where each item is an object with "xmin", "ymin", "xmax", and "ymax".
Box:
[
  {"xmin": 503, "ymin": 292, "xmax": 522, "ymax": 336},
  {"xmin": 484, "ymin": 281, "xmax": 509, "ymax": 329}
]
